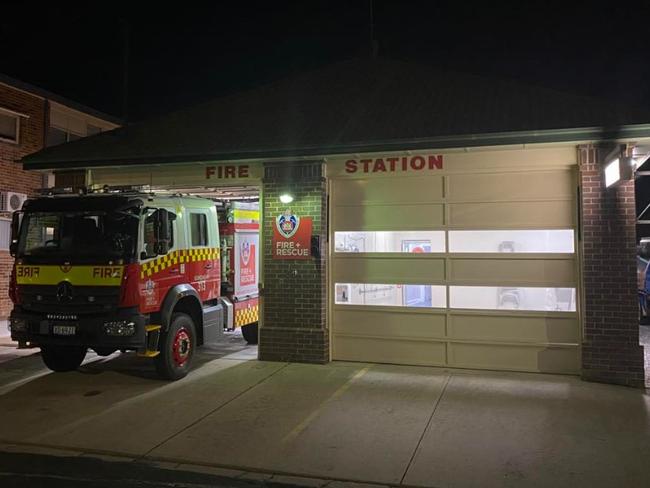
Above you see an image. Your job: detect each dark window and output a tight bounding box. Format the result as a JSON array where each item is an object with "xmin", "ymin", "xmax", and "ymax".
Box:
[
  {"xmin": 0, "ymin": 218, "xmax": 10, "ymax": 250},
  {"xmin": 143, "ymin": 209, "xmax": 175, "ymax": 259},
  {"xmin": 17, "ymin": 211, "xmax": 139, "ymax": 262},
  {"xmin": 0, "ymin": 111, "xmax": 19, "ymax": 142},
  {"xmin": 191, "ymin": 213, "xmax": 208, "ymax": 246},
  {"xmin": 46, "ymin": 127, "xmax": 67, "ymax": 147}
]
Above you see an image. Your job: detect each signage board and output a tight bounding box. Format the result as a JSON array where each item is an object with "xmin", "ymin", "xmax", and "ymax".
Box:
[
  {"xmin": 234, "ymin": 231, "xmax": 259, "ymax": 297},
  {"xmin": 272, "ymin": 209, "xmax": 312, "ymax": 259}
]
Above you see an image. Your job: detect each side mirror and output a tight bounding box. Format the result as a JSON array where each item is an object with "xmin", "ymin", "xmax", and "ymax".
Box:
[
  {"xmin": 9, "ymin": 211, "xmax": 21, "ymax": 257},
  {"xmin": 153, "ymin": 209, "xmax": 172, "ymax": 255}
]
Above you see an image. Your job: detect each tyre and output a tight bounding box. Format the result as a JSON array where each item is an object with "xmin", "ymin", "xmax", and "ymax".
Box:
[
  {"xmin": 40, "ymin": 345, "xmax": 87, "ymax": 372},
  {"xmin": 93, "ymin": 347, "xmax": 116, "ymax": 357},
  {"xmin": 241, "ymin": 322, "xmax": 258, "ymax": 345},
  {"xmin": 155, "ymin": 313, "xmax": 196, "ymax": 380}
]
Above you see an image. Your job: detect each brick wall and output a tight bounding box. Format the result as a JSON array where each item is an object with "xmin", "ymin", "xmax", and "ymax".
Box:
[
  {"xmin": 258, "ymin": 162, "xmax": 329, "ymax": 363},
  {"xmin": 578, "ymin": 144, "xmax": 646, "ymax": 387},
  {"xmin": 0, "ymin": 84, "xmax": 46, "ymax": 318}
]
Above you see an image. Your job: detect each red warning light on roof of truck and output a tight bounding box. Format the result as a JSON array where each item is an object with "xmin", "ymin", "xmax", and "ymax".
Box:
[{"xmin": 344, "ymin": 155, "xmax": 443, "ymax": 173}]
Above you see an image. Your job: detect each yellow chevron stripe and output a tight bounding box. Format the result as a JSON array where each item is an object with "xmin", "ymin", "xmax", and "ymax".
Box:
[
  {"xmin": 139, "ymin": 248, "xmax": 220, "ymax": 278},
  {"xmin": 235, "ymin": 304, "xmax": 259, "ymax": 327}
]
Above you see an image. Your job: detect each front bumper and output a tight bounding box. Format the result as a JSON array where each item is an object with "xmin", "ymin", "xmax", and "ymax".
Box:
[{"xmin": 9, "ymin": 307, "xmax": 148, "ymax": 349}]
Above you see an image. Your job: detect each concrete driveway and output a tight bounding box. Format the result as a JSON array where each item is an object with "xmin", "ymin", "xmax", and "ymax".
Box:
[{"xmin": 0, "ymin": 342, "xmax": 649, "ymax": 488}]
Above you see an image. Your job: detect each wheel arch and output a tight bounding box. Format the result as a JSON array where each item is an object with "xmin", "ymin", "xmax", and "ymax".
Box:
[{"xmin": 161, "ymin": 284, "xmax": 203, "ymax": 344}]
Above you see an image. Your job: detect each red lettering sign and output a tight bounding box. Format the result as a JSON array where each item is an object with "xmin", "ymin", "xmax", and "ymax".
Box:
[
  {"xmin": 206, "ymin": 165, "xmax": 251, "ymax": 179},
  {"xmin": 344, "ymin": 154, "xmax": 443, "ymax": 174}
]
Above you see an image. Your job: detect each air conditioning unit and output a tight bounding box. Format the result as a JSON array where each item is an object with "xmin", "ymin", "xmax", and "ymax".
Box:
[{"xmin": 1, "ymin": 191, "xmax": 27, "ymax": 212}]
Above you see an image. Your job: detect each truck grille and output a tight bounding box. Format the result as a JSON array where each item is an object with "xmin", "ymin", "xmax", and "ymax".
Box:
[
  {"xmin": 19, "ymin": 285, "xmax": 120, "ymax": 315},
  {"xmin": 46, "ymin": 313, "xmax": 79, "ymax": 321}
]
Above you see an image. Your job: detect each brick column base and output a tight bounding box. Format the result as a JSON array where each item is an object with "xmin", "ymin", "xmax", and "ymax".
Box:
[
  {"xmin": 582, "ymin": 344, "xmax": 645, "ymax": 387},
  {"xmin": 259, "ymin": 327, "xmax": 329, "ymax": 363}
]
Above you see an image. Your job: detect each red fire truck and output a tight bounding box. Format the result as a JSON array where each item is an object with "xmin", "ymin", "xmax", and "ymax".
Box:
[{"xmin": 8, "ymin": 188, "xmax": 259, "ymax": 380}]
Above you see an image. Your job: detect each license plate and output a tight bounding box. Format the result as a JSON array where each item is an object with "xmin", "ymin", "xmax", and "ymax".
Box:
[{"xmin": 52, "ymin": 325, "xmax": 76, "ymax": 336}]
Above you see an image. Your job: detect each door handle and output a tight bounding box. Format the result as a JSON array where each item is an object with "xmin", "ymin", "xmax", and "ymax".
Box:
[{"xmin": 169, "ymin": 268, "xmax": 180, "ymax": 274}]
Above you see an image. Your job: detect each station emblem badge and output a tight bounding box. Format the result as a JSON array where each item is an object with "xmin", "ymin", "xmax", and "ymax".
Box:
[
  {"xmin": 276, "ymin": 209, "xmax": 300, "ymax": 238},
  {"xmin": 60, "ymin": 263, "xmax": 72, "ymax": 273},
  {"xmin": 241, "ymin": 240, "xmax": 251, "ymax": 266},
  {"xmin": 144, "ymin": 279, "xmax": 155, "ymax": 296}
]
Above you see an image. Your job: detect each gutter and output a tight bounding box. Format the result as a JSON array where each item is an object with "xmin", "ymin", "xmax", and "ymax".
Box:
[{"xmin": 22, "ymin": 123, "xmax": 650, "ymax": 171}]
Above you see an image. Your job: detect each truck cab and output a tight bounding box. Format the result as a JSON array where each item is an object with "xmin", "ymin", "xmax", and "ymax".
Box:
[{"xmin": 9, "ymin": 189, "xmax": 232, "ymax": 379}]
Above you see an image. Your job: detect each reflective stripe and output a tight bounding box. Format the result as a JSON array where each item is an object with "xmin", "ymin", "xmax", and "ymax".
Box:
[
  {"xmin": 140, "ymin": 247, "xmax": 220, "ymax": 278},
  {"xmin": 15, "ymin": 265, "xmax": 124, "ymax": 286},
  {"xmin": 235, "ymin": 304, "xmax": 259, "ymax": 327},
  {"xmin": 233, "ymin": 209, "xmax": 260, "ymax": 223}
]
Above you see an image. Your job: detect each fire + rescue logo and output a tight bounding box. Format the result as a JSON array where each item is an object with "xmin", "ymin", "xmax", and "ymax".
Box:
[
  {"xmin": 56, "ymin": 281, "xmax": 73, "ymax": 302},
  {"xmin": 241, "ymin": 241, "xmax": 251, "ymax": 265},
  {"xmin": 276, "ymin": 209, "xmax": 300, "ymax": 238},
  {"xmin": 60, "ymin": 263, "xmax": 72, "ymax": 273},
  {"xmin": 144, "ymin": 279, "xmax": 155, "ymax": 296}
]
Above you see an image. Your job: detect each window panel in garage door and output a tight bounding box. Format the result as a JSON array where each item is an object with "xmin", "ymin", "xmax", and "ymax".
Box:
[{"xmin": 330, "ymin": 156, "xmax": 579, "ymax": 374}]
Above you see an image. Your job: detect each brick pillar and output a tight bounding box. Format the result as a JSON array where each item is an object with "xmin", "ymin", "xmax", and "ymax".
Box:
[
  {"xmin": 258, "ymin": 162, "xmax": 329, "ymax": 363},
  {"xmin": 579, "ymin": 144, "xmax": 645, "ymax": 387}
]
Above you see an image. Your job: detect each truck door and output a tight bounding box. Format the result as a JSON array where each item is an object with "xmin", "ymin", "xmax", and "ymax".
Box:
[
  {"xmin": 140, "ymin": 208, "xmax": 183, "ymax": 313},
  {"xmin": 188, "ymin": 209, "xmax": 219, "ymax": 301}
]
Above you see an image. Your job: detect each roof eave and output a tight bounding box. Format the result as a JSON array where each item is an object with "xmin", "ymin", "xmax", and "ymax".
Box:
[{"xmin": 22, "ymin": 123, "xmax": 650, "ymax": 171}]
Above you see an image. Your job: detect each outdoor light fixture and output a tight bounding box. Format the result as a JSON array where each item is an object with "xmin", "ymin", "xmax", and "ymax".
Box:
[
  {"xmin": 604, "ymin": 157, "xmax": 634, "ymax": 188},
  {"xmin": 279, "ymin": 193, "xmax": 294, "ymax": 204},
  {"xmin": 604, "ymin": 158, "xmax": 620, "ymax": 187}
]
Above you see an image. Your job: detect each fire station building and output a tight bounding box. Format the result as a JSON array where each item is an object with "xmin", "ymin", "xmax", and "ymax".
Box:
[{"xmin": 21, "ymin": 58, "xmax": 650, "ymax": 387}]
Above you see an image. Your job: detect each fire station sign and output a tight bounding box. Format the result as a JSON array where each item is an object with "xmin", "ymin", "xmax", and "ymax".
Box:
[{"xmin": 273, "ymin": 209, "xmax": 312, "ymax": 259}]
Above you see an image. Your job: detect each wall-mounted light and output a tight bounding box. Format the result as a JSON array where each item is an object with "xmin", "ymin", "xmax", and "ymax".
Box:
[
  {"xmin": 279, "ymin": 193, "xmax": 294, "ymax": 204},
  {"xmin": 605, "ymin": 158, "xmax": 620, "ymax": 187},
  {"xmin": 604, "ymin": 157, "xmax": 634, "ymax": 188}
]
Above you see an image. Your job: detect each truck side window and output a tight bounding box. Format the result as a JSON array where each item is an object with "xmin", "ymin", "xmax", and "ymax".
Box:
[
  {"xmin": 190, "ymin": 213, "xmax": 208, "ymax": 247},
  {"xmin": 143, "ymin": 209, "xmax": 175, "ymax": 259}
]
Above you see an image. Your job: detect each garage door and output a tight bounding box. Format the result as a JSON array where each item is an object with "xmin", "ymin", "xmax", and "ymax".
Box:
[{"xmin": 330, "ymin": 148, "xmax": 580, "ymax": 374}]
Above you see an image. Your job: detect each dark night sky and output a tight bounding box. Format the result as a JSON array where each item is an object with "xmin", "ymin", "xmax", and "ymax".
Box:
[{"xmin": 3, "ymin": 2, "xmax": 650, "ymax": 122}]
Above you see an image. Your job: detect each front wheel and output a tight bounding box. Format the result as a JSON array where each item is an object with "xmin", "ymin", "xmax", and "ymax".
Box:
[
  {"xmin": 41, "ymin": 345, "xmax": 87, "ymax": 372},
  {"xmin": 155, "ymin": 313, "xmax": 196, "ymax": 380},
  {"xmin": 241, "ymin": 322, "xmax": 258, "ymax": 345}
]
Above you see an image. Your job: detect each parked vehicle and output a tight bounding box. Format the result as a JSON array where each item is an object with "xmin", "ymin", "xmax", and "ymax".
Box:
[
  {"xmin": 637, "ymin": 239, "xmax": 650, "ymax": 324},
  {"xmin": 8, "ymin": 188, "xmax": 259, "ymax": 379}
]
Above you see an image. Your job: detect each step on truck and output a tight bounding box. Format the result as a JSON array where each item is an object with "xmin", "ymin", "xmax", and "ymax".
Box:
[{"xmin": 8, "ymin": 188, "xmax": 260, "ymax": 380}]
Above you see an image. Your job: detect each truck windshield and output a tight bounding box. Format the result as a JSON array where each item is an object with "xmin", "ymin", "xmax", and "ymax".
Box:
[{"xmin": 17, "ymin": 211, "xmax": 139, "ymax": 263}]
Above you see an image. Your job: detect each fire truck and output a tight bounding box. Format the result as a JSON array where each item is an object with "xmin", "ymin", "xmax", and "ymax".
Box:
[{"xmin": 8, "ymin": 188, "xmax": 259, "ymax": 380}]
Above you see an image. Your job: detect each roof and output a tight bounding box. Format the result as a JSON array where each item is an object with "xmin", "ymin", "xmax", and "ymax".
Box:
[
  {"xmin": 22, "ymin": 57, "xmax": 650, "ymax": 170},
  {"xmin": 0, "ymin": 73, "xmax": 122, "ymax": 126}
]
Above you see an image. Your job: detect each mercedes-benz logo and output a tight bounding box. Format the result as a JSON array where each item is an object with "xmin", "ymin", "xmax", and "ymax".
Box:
[{"xmin": 56, "ymin": 281, "xmax": 73, "ymax": 302}]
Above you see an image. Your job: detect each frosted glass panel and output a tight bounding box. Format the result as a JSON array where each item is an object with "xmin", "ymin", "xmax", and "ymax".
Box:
[
  {"xmin": 450, "ymin": 286, "xmax": 576, "ymax": 312},
  {"xmin": 448, "ymin": 230, "xmax": 574, "ymax": 253},
  {"xmin": 335, "ymin": 283, "xmax": 446, "ymax": 308},
  {"xmin": 335, "ymin": 231, "xmax": 445, "ymax": 253}
]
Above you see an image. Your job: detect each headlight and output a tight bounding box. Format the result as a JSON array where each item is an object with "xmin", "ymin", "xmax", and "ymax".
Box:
[
  {"xmin": 9, "ymin": 318, "xmax": 27, "ymax": 331},
  {"xmin": 103, "ymin": 321, "xmax": 135, "ymax": 336}
]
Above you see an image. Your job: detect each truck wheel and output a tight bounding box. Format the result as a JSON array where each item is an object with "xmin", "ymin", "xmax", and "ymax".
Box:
[
  {"xmin": 241, "ymin": 322, "xmax": 258, "ymax": 345},
  {"xmin": 40, "ymin": 345, "xmax": 87, "ymax": 372},
  {"xmin": 93, "ymin": 347, "xmax": 116, "ymax": 357},
  {"xmin": 155, "ymin": 313, "xmax": 196, "ymax": 380}
]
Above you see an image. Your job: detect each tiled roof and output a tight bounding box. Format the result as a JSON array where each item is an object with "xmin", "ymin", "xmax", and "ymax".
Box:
[{"xmin": 22, "ymin": 57, "xmax": 650, "ymax": 169}]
